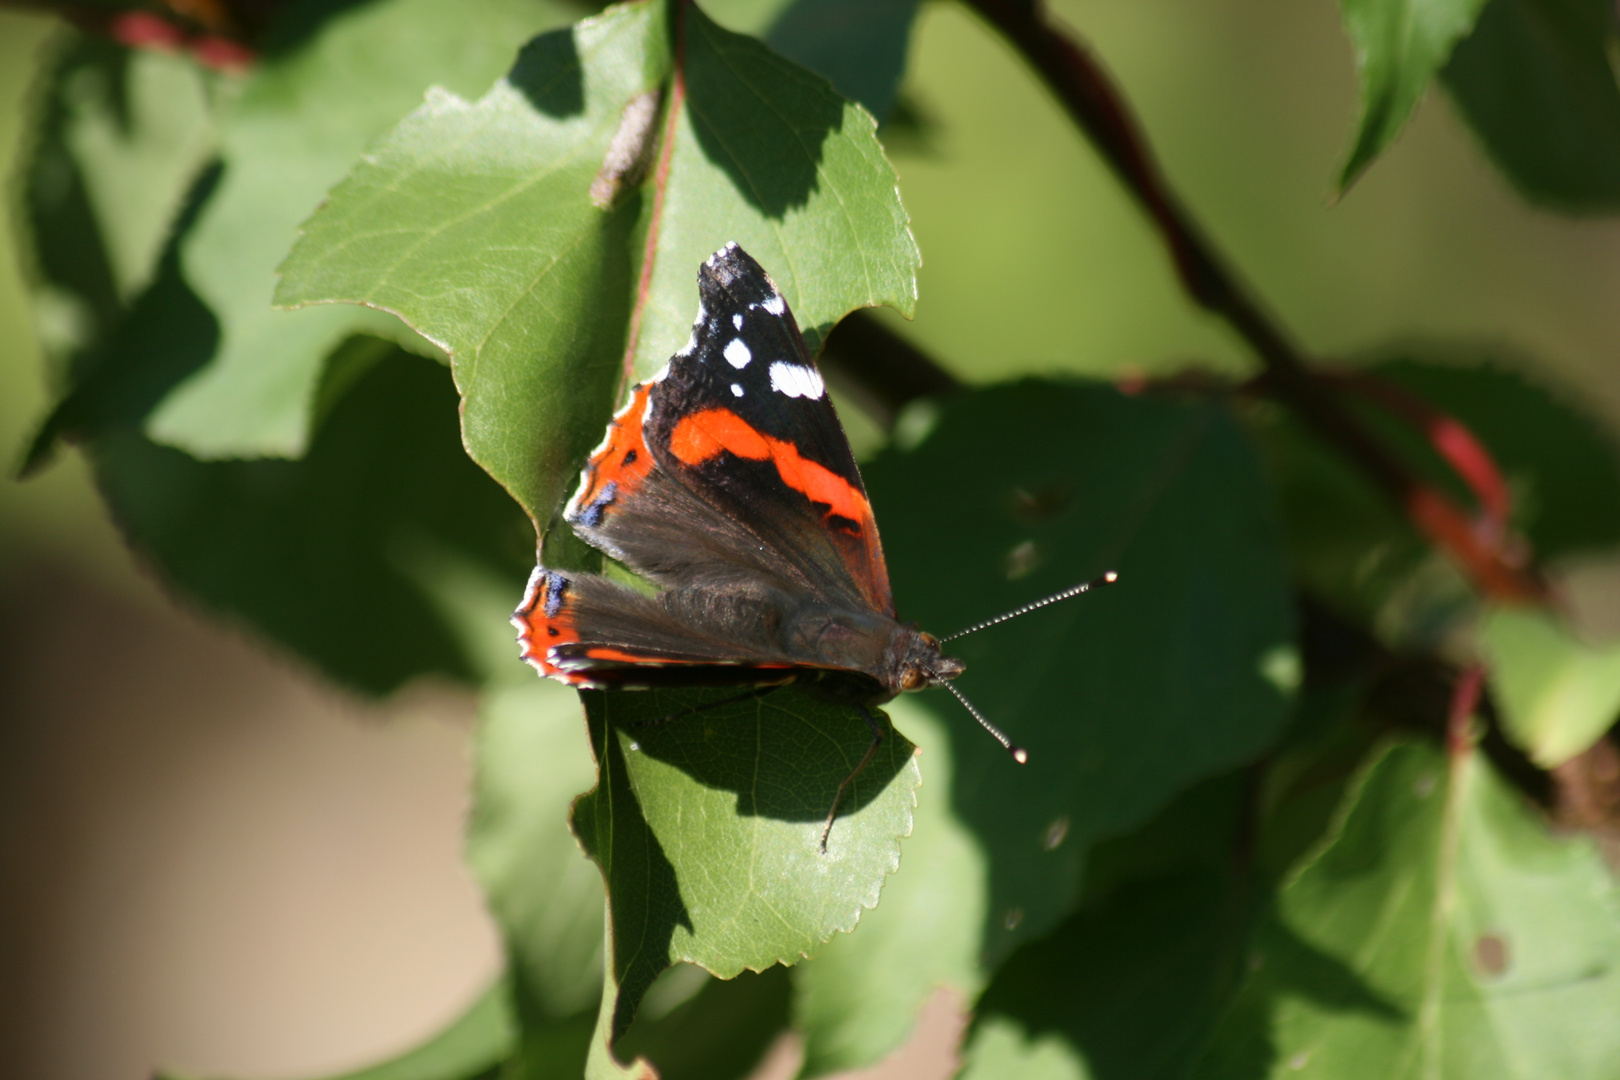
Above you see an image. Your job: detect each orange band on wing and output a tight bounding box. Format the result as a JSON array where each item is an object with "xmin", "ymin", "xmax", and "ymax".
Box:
[
  {"xmin": 669, "ymin": 408, "xmax": 868, "ymax": 527},
  {"xmin": 578, "ymin": 645, "xmax": 792, "ymax": 668},
  {"xmin": 568, "ymin": 381, "xmax": 655, "ymax": 524}
]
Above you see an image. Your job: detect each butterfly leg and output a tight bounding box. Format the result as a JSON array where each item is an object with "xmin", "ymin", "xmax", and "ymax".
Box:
[
  {"xmin": 819, "ymin": 705, "xmax": 887, "ymax": 853},
  {"xmin": 624, "ymin": 685, "xmax": 783, "ymax": 730}
]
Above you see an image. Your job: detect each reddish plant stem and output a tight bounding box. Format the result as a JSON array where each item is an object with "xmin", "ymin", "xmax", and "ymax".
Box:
[
  {"xmin": 961, "ymin": 0, "xmax": 1545, "ymax": 603},
  {"xmin": 1323, "ymin": 371, "xmax": 1512, "ymax": 535},
  {"xmin": 619, "ymin": 1, "xmax": 688, "ymax": 390},
  {"xmin": 1448, "ymin": 665, "xmax": 1485, "ymax": 757}
]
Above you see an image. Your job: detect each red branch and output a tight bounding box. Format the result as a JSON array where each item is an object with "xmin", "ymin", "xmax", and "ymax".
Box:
[
  {"xmin": 1327, "ymin": 372, "xmax": 1511, "ymax": 534},
  {"xmin": 619, "ymin": 1, "xmax": 688, "ymax": 390},
  {"xmin": 962, "ymin": 0, "xmax": 1546, "ymax": 604},
  {"xmin": 1448, "ymin": 665, "xmax": 1485, "ymax": 757}
]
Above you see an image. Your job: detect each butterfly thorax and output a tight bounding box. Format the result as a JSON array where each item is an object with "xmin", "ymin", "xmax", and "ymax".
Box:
[{"xmin": 782, "ymin": 603, "xmax": 964, "ymax": 703}]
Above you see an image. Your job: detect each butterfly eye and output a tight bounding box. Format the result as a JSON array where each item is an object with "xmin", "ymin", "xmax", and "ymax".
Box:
[{"xmin": 900, "ymin": 668, "xmax": 929, "ymax": 691}]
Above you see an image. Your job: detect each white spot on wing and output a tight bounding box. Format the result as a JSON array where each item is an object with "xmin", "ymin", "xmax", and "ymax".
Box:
[
  {"xmin": 732, "ymin": 313, "xmax": 744, "ymax": 330},
  {"xmin": 730, "ymin": 383, "xmax": 744, "ymax": 397},
  {"xmin": 723, "ymin": 338, "xmax": 752, "ymax": 369},
  {"xmin": 768, "ymin": 361, "xmax": 824, "ymax": 399},
  {"xmin": 762, "ymin": 294, "xmax": 785, "ymax": 316}
]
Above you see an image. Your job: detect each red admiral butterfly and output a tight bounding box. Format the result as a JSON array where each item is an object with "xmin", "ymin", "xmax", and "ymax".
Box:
[{"xmin": 514, "ymin": 243, "xmax": 1114, "ymax": 848}]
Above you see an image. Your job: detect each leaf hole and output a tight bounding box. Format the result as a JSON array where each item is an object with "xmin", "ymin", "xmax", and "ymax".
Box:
[
  {"xmin": 1006, "ymin": 539, "xmax": 1041, "ymax": 580},
  {"xmin": 1043, "ymin": 815, "xmax": 1069, "ymax": 850},
  {"xmin": 1473, "ymin": 933, "xmax": 1510, "ymax": 977}
]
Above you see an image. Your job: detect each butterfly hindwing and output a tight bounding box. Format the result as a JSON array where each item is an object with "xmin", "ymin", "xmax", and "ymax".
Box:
[{"xmin": 512, "ymin": 566, "xmax": 799, "ymax": 689}]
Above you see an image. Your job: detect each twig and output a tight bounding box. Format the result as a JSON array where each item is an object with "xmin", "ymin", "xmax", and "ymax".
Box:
[
  {"xmin": 619, "ymin": 1, "xmax": 688, "ymax": 390},
  {"xmin": 817, "ymin": 310, "xmax": 963, "ymax": 426},
  {"xmin": 960, "ymin": 0, "xmax": 1546, "ymax": 603}
]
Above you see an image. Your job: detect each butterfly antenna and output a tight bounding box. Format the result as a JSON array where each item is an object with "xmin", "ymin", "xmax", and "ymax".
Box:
[
  {"xmin": 925, "ymin": 669, "xmax": 1028, "ymax": 765},
  {"xmin": 941, "ymin": 571, "xmax": 1118, "ymax": 643}
]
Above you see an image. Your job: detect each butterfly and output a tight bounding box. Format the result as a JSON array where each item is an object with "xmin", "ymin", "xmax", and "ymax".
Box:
[{"xmin": 513, "ymin": 242, "xmax": 1113, "ymax": 848}]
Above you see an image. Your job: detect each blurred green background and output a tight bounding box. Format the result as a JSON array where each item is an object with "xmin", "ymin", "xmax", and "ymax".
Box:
[{"xmin": 4, "ymin": 1, "xmax": 1620, "ymax": 1077}]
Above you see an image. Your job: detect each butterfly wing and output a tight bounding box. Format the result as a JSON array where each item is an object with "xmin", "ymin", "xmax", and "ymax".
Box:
[
  {"xmin": 512, "ymin": 566, "xmax": 801, "ymax": 689},
  {"xmin": 567, "ymin": 243, "xmax": 895, "ymax": 617}
]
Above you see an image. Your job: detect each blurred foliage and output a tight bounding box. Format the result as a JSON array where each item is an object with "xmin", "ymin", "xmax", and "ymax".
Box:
[{"xmin": 7, "ymin": 0, "xmax": 1620, "ymax": 1079}]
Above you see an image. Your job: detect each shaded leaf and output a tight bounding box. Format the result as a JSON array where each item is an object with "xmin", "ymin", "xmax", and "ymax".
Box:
[
  {"xmin": 570, "ymin": 686, "xmax": 920, "ymax": 1047},
  {"xmin": 1247, "ymin": 398, "xmax": 1440, "ymax": 640},
  {"xmin": 792, "ymin": 699, "xmax": 985, "ymax": 1077},
  {"xmin": 765, "ymin": 0, "xmax": 920, "ymax": 122},
  {"xmin": 92, "ymin": 349, "xmax": 533, "ymax": 694},
  {"xmin": 22, "ymin": 163, "xmax": 223, "ymax": 475},
  {"xmin": 960, "ymin": 867, "xmax": 1248, "ymax": 1080},
  {"xmin": 1443, "ymin": 0, "xmax": 1620, "ymax": 213},
  {"xmin": 635, "ymin": 4, "xmax": 918, "ymax": 374},
  {"xmin": 1481, "ymin": 606, "xmax": 1620, "ymax": 767},
  {"xmin": 615, "ymin": 963, "xmax": 792, "ymax": 1080},
  {"xmin": 55, "ymin": 42, "xmax": 222, "ymax": 302},
  {"xmin": 862, "ymin": 380, "xmax": 1296, "ymax": 965},
  {"xmin": 1336, "ymin": 0, "xmax": 1489, "ymax": 189},
  {"xmin": 1197, "ymin": 740, "xmax": 1620, "ymax": 1078},
  {"xmin": 278, "ymin": 0, "xmax": 919, "ymax": 525},
  {"xmin": 146, "ymin": 0, "xmax": 577, "ymax": 459}
]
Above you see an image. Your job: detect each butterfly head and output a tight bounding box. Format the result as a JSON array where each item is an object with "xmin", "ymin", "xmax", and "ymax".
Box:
[{"xmin": 896, "ymin": 631, "xmax": 964, "ymax": 692}]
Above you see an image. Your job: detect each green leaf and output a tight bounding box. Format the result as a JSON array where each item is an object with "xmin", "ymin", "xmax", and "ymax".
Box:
[
  {"xmin": 276, "ymin": 0, "xmax": 919, "ymax": 524},
  {"xmin": 792, "ymin": 698, "xmax": 985, "ymax": 1077},
  {"xmin": 960, "ymin": 867, "xmax": 1247, "ymax": 1080},
  {"xmin": 951, "ymin": 766, "xmax": 1267, "ymax": 1080},
  {"xmin": 1443, "ymin": 0, "xmax": 1620, "ymax": 213},
  {"xmin": 862, "ymin": 380, "xmax": 1296, "ymax": 965},
  {"xmin": 1481, "ymin": 606, "xmax": 1620, "ymax": 767},
  {"xmin": 145, "ymin": 0, "xmax": 577, "ymax": 459},
  {"xmin": 1335, "ymin": 0, "xmax": 1490, "ymax": 190},
  {"xmin": 1247, "ymin": 399, "xmax": 1443, "ymax": 641},
  {"xmin": 1198, "ymin": 740, "xmax": 1620, "ymax": 1078},
  {"xmin": 55, "ymin": 43, "xmax": 223, "ymax": 302},
  {"xmin": 17, "ymin": 35, "xmax": 214, "ymax": 376},
  {"xmin": 22, "ymin": 164, "xmax": 224, "ymax": 474},
  {"xmin": 467, "ymin": 679, "xmax": 606, "ymax": 1025},
  {"xmin": 636, "ymin": 4, "xmax": 918, "ymax": 371},
  {"xmin": 570, "ymin": 686, "xmax": 920, "ymax": 1051},
  {"xmin": 92, "ymin": 348, "xmax": 533, "ymax": 694},
  {"xmin": 276, "ymin": 0, "xmax": 665, "ymax": 521},
  {"xmin": 765, "ymin": 0, "xmax": 921, "ymax": 122}
]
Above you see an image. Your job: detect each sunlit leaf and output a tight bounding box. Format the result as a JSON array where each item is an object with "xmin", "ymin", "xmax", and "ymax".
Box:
[
  {"xmin": 1198, "ymin": 739, "xmax": 1620, "ymax": 1077},
  {"xmin": 278, "ymin": 0, "xmax": 918, "ymax": 525},
  {"xmin": 792, "ymin": 699, "xmax": 984, "ymax": 1077},
  {"xmin": 1335, "ymin": 0, "xmax": 1489, "ymax": 190},
  {"xmin": 146, "ymin": 0, "xmax": 577, "ymax": 458},
  {"xmin": 1481, "ymin": 606, "xmax": 1620, "ymax": 767},
  {"xmin": 570, "ymin": 686, "xmax": 920, "ymax": 1047}
]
